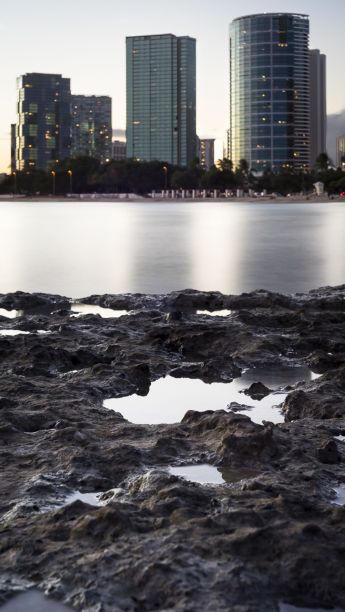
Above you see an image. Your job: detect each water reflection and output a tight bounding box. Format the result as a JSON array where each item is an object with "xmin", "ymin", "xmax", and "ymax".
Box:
[
  {"xmin": 280, "ymin": 604, "xmax": 344, "ymax": 612},
  {"xmin": 0, "ymin": 309, "xmax": 22, "ymax": 319},
  {"xmin": 332, "ymin": 486, "xmax": 345, "ymax": 506},
  {"xmin": 104, "ymin": 374, "xmax": 288, "ymax": 425},
  {"xmin": 240, "ymin": 365, "xmax": 317, "ymax": 390},
  {"xmin": 63, "ymin": 490, "xmax": 103, "ymax": 506},
  {"xmin": 70, "ymin": 303, "xmax": 128, "ymax": 318},
  {"xmin": 0, "ymin": 590, "xmax": 72, "ymax": 612},
  {"xmin": 197, "ymin": 309, "xmax": 232, "ymax": 317},
  {"xmin": 0, "ymin": 201, "xmax": 344, "ymax": 296},
  {"xmin": 169, "ymin": 464, "xmax": 259, "ymax": 485},
  {"xmin": 0, "ymin": 330, "xmax": 29, "ymax": 336}
]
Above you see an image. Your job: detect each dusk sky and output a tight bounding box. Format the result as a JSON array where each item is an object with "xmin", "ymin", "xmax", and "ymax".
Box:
[{"xmin": 1, "ymin": 0, "xmax": 345, "ymax": 172}]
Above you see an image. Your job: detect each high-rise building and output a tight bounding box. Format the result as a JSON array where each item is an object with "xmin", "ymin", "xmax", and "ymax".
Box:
[
  {"xmin": 112, "ymin": 140, "xmax": 126, "ymax": 161},
  {"xmin": 229, "ymin": 13, "xmax": 310, "ymax": 172},
  {"xmin": 126, "ymin": 34, "xmax": 196, "ymax": 167},
  {"xmin": 198, "ymin": 138, "xmax": 215, "ymax": 170},
  {"xmin": 16, "ymin": 73, "xmax": 71, "ymax": 171},
  {"xmin": 11, "ymin": 124, "xmax": 16, "ymax": 172},
  {"xmin": 309, "ymin": 49, "xmax": 327, "ymax": 165},
  {"xmin": 337, "ymin": 136, "xmax": 345, "ymax": 167},
  {"xmin": 71, "ymin": 95, "xmax": 112, "ymax": 163}
]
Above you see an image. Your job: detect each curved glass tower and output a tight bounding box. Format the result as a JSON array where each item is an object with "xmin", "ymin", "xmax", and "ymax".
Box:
[{"xmin": 230, "ymin": 13, "xmax": 310, "ymax": 172}]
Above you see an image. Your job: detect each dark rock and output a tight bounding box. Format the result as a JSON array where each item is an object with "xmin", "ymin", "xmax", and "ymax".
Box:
[
  {"xmin": 0, "ymin": 286, "xmax": 344, "ymax": 611},
  {"xmin": 243, "ymin": 382, "xmax": 272, "ymax": 399},
  {"xmin": 316, "ymin": 440, "xmax": 341, "ymax": 464}
]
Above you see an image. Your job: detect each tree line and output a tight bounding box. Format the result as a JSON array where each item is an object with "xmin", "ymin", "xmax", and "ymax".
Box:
[{"xmin": 1, "ymin": 153, "xmax": 345, "ymax": 196}]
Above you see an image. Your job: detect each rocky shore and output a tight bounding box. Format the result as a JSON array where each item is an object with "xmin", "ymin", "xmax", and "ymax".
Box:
[{"xmin": 0, "ymin": 286, "xmax": 344, "ymax": 611}]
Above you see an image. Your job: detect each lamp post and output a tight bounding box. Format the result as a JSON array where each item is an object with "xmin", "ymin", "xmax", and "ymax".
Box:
[
  {"xmin": 12, "ymin": 171, "xmax": 17, "ymax": 196},
  {"xmin": 51, "ymin": 170, "xmax": 56, "ymax": 196},
  {"xmin": 162, "ymin": 165, "xmax": 168, "ymax": 190},
  {"xmin": 67, "ymin": 169, "xmax": 73, "ymax": 194}
]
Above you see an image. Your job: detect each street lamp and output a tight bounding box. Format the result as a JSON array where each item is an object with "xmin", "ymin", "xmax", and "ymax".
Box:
[
  {"xmin": 67, "ymin": 169, "xmax": 73, "ymax": 194},
  {"xmin": 162, "ymin": 165, "xmax": 168, "ymax": 190},
  {"xmin": 12, "ymin": 171, "xmax": 17, "ymax": 195},
  {"xmin": 51, "ymin": 170, "xmax": 56, "ymax": 196}
]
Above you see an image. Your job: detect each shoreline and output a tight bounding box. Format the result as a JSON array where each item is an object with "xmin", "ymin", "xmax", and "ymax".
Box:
[{"xmin": 1, "ymin": 194, "xmax": 344, "ymax": 204}]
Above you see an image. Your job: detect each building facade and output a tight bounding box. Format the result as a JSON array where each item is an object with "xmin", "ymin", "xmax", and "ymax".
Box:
[
  {"xmin": 16, "ymin": 73, "xmax": 71, "ymax": 171},
  {"xmin": 126, "ymin": 34, "xmax": 196, "ymax": 167},
  {"xmin": 229, "ymin": 13, "xmax": 310, "ymax": 172},
  {"xmin": 309, "ymin": 49, "xmax": 327, "ymax": 165},
  {"xmin": 112, "ymin": 140, "xmax": 126, "ymax": 161},
  {"xmin": 198, "ymin": 138, "xmax": 215, "ymax": 169},
  {"xmin": 337, "ymin": 136, "xmax": 345, "ymax": 167},
  {"xmin": 11, "ymin": 124, "xmax": 16, "ymax": 172},
  {"xmin": 71, "ymin": 95, "xmax": 112, "ymax": 163}
]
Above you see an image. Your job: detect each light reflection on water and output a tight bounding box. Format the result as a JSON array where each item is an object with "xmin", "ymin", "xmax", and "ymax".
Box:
[
  {"xmin": 0, "ymin": 308, "xmax": 22, "ymax": 319},
  {"xmin": 104, "ymin": 366, "xmax": 315, "ymax": 425},
  {"xmin": 0, "ymin": 590, "xmax": 72, "ymax": 611},
  {"xmin": 70, "ymin": 303, "xmax": 128, "ymax": 318},
  {"xmin": 0, "ymin": 201, "xmax": 344, "ymax": 296},
  {"xmin": 168, "ymin": 465, "xmax": 259, "ymax": 485}
]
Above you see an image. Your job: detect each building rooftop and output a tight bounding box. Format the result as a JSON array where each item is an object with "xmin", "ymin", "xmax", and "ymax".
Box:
[{"xmin": 231, "ymin": 13, "xmax": 309, "ymax": 22}]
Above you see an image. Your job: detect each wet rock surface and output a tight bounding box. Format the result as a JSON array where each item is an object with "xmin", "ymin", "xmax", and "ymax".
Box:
[{"xmin": 0, "ymin": 286, "xmax": 345, "ymax": 611}]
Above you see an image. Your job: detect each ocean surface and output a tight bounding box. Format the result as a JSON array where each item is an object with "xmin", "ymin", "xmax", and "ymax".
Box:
[{"xmin": 0, "ymin": 200, "xmax": 344, "ymax": 297}]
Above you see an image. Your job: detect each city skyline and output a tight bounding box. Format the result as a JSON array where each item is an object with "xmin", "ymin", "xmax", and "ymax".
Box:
[{"xmin": 1, "ymin": 0, "xmax": 345, "ymax": 172}]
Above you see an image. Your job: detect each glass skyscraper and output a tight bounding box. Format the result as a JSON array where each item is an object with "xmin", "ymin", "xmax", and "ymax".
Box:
[
  {"xmin": 16, "ymin": 73, "xmax": 71, "ymax": 171},
  {"xmin": 229, "ymin": 13, "xmax": 310, "ymax": 172},
  {"xmin": 71, "ymin": 95, "xmax": 112, "ymax": 163},
  {"xmin": 126, "ymin": 34, "xmax": 196, "ymax": 167}
]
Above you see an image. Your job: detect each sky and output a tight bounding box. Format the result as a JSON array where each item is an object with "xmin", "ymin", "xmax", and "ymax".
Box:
[{"xmin": 1, "ymin": 0, "xmax": 345, "ymax": 172}]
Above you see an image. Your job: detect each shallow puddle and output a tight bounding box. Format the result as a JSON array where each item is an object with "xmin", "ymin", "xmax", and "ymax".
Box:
[
  {"xmin": 104, "ymin": 374, "xmax": 287, "ymax": 425},
  {"xmin": 332, "ymin": 486, "xmax": 345, "ymax": 506},
  {"xmin": 280, "ymin": 604, "xmax": 344, "ymax": 612},
  {"xmin": 241, "ymin": 365, "xmax": 319, "ymax": 389},
  {"xmin": 0, "ymin": 308, "xmax": 22, "ymax": 319},
  {"xmin": 63, "ymin": 490, "xmax": 103, "ymax": 506},
  {"xmin": 196, "ymin": 309, "xmax": 232, "ymax": 317},
  {"xmin": 168, "ymin": 464, "xmax": 259, "ymax": 485},
  {"xmin": 70, "ymin": 303, "xmax": 128, "ymax": 318},
  {"xmin": 0, "ymin": 589, "xmax": 71, "ymax": 611},
  {"xmin": 0, "ymin": 330, "xmax": 29, "ymax": 336},
  {"xmin": 335, "ymin": 435, "xmax": 345, "ymax": 442}
]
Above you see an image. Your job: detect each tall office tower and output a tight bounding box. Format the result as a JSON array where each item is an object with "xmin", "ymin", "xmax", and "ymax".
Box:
[
  {"xmin": 16, "ymin": 73, "xmax": 71, "ymax": 171},
  {"xmin": 126, "ymin": 34, "xmax": 196, "ymax": 167},
  {"xmin": 112, "ymin": 140, "xmax": 127, "ymax": 161},
  {"xmin": 71, "ymin": 96, "xmax": 112, "ymax": 163},
  {"xmin": 309, "ymin": 50, "xmax": 327, "ymax": 165},
  {"xmin": 337, "ymin": 136, "xmax": 345, "ymax": 167},
  {"xmin": 198, "ymin": 138, "xmax": 215, "ymax": 169},
  {"xmin": 229, "ymin": 13, "xmax": 310, "ymax": 172},
  {"xmin": 11, "ymin": 124, "xmax": 16, "ymax": 172}
]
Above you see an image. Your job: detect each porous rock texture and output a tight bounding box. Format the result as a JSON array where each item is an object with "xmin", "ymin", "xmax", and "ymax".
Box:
[{"xmin": 0, "ymin": 286, "xmax": 345, "ymax": 611}]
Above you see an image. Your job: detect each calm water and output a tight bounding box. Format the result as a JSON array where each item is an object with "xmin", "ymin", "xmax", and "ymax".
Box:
[
  {"xmin": 0, "ymin": 200, "xmax": 344, "ymax": 297},
  {"xmin": 104, "ymin": 368, "xmax": 317, "ymax": 425}
]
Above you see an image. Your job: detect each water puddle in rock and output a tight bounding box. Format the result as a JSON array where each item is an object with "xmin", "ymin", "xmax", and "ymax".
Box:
[
  {"xmin": 104, "ymin": 366, "xmax": 318, "ymax": 425},
  {"xmin": 0, "ymin": 309, "xmax": 22, "ymax": 319},
  {"xmin": 0, "ymin": 589, "xmax": 72, "ymax": 611},
  {"xmin": 63, "ymin": 491, "xmax": 103, "ymax": 506},
  {"xmin": 168, "ymin": 464, "xmax": 259, "ymax": 485},
  {"xmin": 196, "ymin": 309, "xmax": 232, "ymax": 317},
  {"xmin": 241, "ymin": 365, "xmax": 319, "ymax": 389},
  {"xmin": 0, "ymin": 330, "xmax": 30, "ymax": 336},
  {"xmin": 0, "ymin": 329, "xmax": 51, "ymax": 337},
  {"xmin": 335, "ymin": 435, "xmax": 345, "ymax": 442},
  {"xmin": 70, "ymin": 303, "xmax": 128, "ymax": 318},
  {"xmin": 332, "ymin": 486, "xmax": 345, "ymax": 506},
  {"xmin": 280, "ymin": 604, "xmax": 344, "ymax": 612}
]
